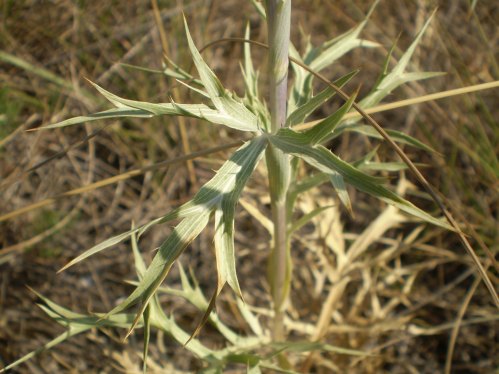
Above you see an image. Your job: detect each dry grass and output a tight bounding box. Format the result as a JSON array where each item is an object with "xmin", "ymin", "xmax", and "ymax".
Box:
[{"xmin": 0, "ymin": 0, "xmax": 497, "ymax": 373}]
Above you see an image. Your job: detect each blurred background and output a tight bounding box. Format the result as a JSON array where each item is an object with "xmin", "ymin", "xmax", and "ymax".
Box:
[{"xmin": 0, "ymin": 0, "xmax": 497, "ymax": 372}]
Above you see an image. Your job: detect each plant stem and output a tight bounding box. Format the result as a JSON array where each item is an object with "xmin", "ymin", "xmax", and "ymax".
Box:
[{"xmin": 265, "ymin": 0, "xmax": 291, "ymax": 342}]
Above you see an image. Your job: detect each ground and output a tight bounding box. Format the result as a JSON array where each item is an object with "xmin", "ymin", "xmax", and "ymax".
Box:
[{"xmin": 0, "ymin": 1, "xmax": 497, "ymax": 373}]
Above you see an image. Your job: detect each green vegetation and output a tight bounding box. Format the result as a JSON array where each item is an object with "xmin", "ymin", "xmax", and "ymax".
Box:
[{"xmin": 1, "ymin": 1, "xmax": 497, "ymax": 373}]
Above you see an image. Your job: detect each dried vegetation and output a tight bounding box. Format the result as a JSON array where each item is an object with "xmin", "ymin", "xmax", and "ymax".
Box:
[{"xmin": 0, "ymin": 0, "xmax": 497, "ymax": 373}]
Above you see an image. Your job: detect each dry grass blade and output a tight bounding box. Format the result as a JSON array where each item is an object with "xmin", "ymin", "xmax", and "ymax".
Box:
[
  {"xmin": 151, "ymin": 0, "xmax": 196, "ymax": 187},
  {"xmin": 0, "ymin": 140, "xmax": 242, "ymax": 224},
  {"xmin": 444, "ymin": 266, "xmax": 488, "ymax": 374},
  {"xmin": 296, "ymin": 80, "xmax": 499, "ymax": 130}
]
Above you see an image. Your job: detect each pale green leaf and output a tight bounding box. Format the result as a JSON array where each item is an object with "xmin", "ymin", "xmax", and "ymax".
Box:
[
  {"xmin": 183, "ymin": 18, "xmax": 259, "ymax": 132},
  {"xmin": 329, "ymin": 171, "xmax": 353, "ymax": 214},
  {"xmin": 176, "ymin": 79, "xmax": 211, "ymax": 98},
  {"xmin": 288, "ymin": 206, "xmax": 333, "ymax": 234},
  {"xmin": 106, "ymin": 211, "xmax": 211, "ymax": 319},
  {"xmin": 130, "ymin": 229, "xmax": 150, "ymax": 374},
  {"xmin": 142, "ymin": 305, "xmax": 151, "ymax": 374},
  {"xmin": 270, "ymin": 129, "xmax": 453, "ymax": 230},
  {"xmin": 358, "ymin": 161, "xmax": 415, "ymax": 172},
  {"xmin": 289, "ymin": 1, "xmax": 379, "ymax": 110},
  {"xmin": 267, "ymin": 341, "xmax": 369, "ymax": 357},
  {"xmin": 0, "ymin": 329, "xmax": 88, "ymax": 373},
  {"xmin": 329, "ymin": 124, "xmax": 436, "ymax": 153},
  {"xmin": 286, "ymin": 70, "xmax": 358, "ymax": 127},
  {"xmin": 39, "ymin": 107, "xmax": 153, "ymax": 130},
  {"xmin": 214, "ymin": 205, "xmax": 239, "ymax": 297},
  {"xmin": 59, "ymin": 215, "xmax": 167, "ymax": 272},
  {"xmin": 104, "ymin": 138, "xmax": 266, "ymax": 333},
  {"xmin": 359, "ymin": 12, "xmax": 444, "ymax": 109},
  {"xmin": 250, "ymin": 0, "xmax": 266, "ymax": 19},
  {"xmin": 60, "ymin": 138, "xmax": 266, "ymax": 273},
  {"xmin": 302, "ymin": 90, "xmax": 357, "ymax": 144},
  {"xmin": 131, "ymin": 229, "xmax": 146, "ymax": 279}
]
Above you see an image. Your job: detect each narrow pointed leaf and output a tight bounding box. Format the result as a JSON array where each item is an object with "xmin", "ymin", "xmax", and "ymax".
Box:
[
  {"xmin": 60, "ymin": 138, "xmax": 266, "ymax": 273},
  {"xmin": 39, "ymin": 107, "xmax": 153, "ymax": 130},
  {"xmin": 176, "ymin": 79, "xmax": 211, "ymax": 98},
  {"xmin": 359, "ymin": 161, "xmax": 418, "ymax": 172},
  {"xmin": 270, "ymin": 129, "xmax": 453, "ymax": 230},
  {"xmin": 59, "ymin": 215, "xmax": 167, "ymax": 272},
  {"xmin": 288, "ymin": 206, "xmax": 333, "ymax": 234},
  {"xmin": 88, "ymin": 80, "xmax": 179, "ymax": 114},
  {"xmin": 186, "ymin": 288, "xmax": 220, "ymax": 345},
  {"xmin": 303, "ymin": 91, "xmax": 357, "ymax": 144},
  {"xmin": 359, "ymin": 12, "xmax": 443, "ymax": 109},
  {"xmin": 329, "ymin": 124, "xmax": 436, "ymax": 153},
  {"xmin": 305, "ymin": 0, "xmax": 380, "ymax": 71},
  {"xmin": 142, "ymin": 305, "xmax": 151, "ymax": 374},
  {"xmin": 329, "ymin": 171, "xmax": 353, "ymax": 215},
  {"xmin": 183, "ymin": 18, "xmax": 258, "ymax": 132},
  {"xmin": 267, "ymin": 341, "xmax": 369, "ymax": 357},
  {"xmin": 106, "ymin": 211, "xmax": 211, "ymax": 328},
  {"xmin": 286, "ymin": 70, "xmax": 358, "ymax": 126},
  {"xmin": 170, "ymin": 136, "xmax": 267, "ymax": 218},
  {"xmin": 0, "ymin": 330, "xmax": 88, "ymax": 373},
  {"xmin": 130, "ymin": 229, "xmax": 150, "ymax": 374},
  {"xmin": 104, "ymin": 138, "xmax": 266, "ymax": 333}
]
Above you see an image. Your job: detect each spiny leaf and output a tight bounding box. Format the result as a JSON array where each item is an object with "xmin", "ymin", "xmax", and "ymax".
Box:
[
  {"xmin": 187, "ymin": 138, "xmax": 267, "ymax": 343},
  {"xmin": 329, "ymin": 171, "xmax": 353, "ymax": 215},
  {"xmin": 38, "ymin": 107, "xmax": 153, "ymax": 130},
  {"xmin": 270, "ymin": 128, "xmax": 453, "ymax": 230},
  {"xmin": 58, "ymin": 215, "xmax": 167, "ymax": 272},
  {"xmin": 328, "ymin": 123, "xmax": 436, "ymax": 153},
  {"xmin": 59, "ymin": 138, "xmax": 266, "ymax": 273},
  {"xmin": 306, "ymin": 17, "xmax": 379, "ymax": 73},
  {"xmin": 288, "ymin": 206, "xmax": 333, "ymax": 234},
  {"xmin": 243, "ymin": 23, "xmax": 258, "ymax": 102},
  {"xmin": 0, "ymin": 329, "xmax": 88, "ymax": 373},
  {"xmin": 130, "ymin": 229, "xmax": 150, "ymax": 374},
  {"xmin": 358, "ymin": 161, "xmax": 419, "ymax": 172},
  {"xmin": 104, "ymin": 138, "xmax": 267, "ymax": 336},
  {"xmin": 88, "ymin": 80, "xmax": 179, "ymax": 114},
  {"xmin": 266, "ymin": 341, "xmax": 370, "ymax": 357},
  {"xmin": 286, "ymin": 70, "xmax": 358, "ymax": 126},
  {"xmin": 214, "ymin": 206, "xmax": 240, "ymax": 298},
  {"xmin": 289, "ymin": 0, "xmax": 379, "ymax": 110},
  {"xmin": 359, "ymin": 11, "xmax": 444, "ymax": 109},
  {"xmin": 302, "ymin": 90, "xmax": 357, "ymax": 144},
  {"xmin": 109, "ymin": 211, "xmax": 212, "ymax": 338},
  {"xmin": 142, "ymin": 305, "xmax": 151, "ymax": 374},
  {"xmin": 183, "ymin": 17, "xmax": 259, "ymax": 132}
]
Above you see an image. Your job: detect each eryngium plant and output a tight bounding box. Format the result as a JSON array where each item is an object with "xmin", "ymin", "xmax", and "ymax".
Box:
[{"xmin": 5, "ymin": 1, "xmax": 473, "ymax": 372}]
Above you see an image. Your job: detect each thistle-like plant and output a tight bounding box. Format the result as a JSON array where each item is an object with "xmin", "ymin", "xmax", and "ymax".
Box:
[{"xmin": 5, "ymin": 1, "xmax": 493, "ymax": 373}]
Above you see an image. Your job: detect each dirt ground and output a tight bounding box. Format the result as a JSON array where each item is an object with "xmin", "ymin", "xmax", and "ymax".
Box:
[{"xmin": 0, "ymin": 1, "xmax": 497, "ymax": 373}]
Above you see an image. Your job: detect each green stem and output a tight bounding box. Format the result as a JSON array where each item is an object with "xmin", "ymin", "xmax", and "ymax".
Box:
[{"xmin": 265, "ymin": 0, "xmax": 292, "ymax": 342}]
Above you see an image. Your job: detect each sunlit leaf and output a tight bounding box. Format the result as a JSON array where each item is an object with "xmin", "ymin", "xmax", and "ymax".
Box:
[
  {"xmin": 329, "ymin": 171, "xmax": 353, "ymax": 215},
  {"xmin": 288, "ymin": 205, "xmax": 333, "ymax": 234},
  {"xmin": 39, "ymin": 107, "xmax": 153, "ymax": 130},
  {"xmin": 286, "ymin": 70, "xmax": 357, "ymax": 127},
  {"xmin": 266, "ymin": 341, "xmax": 369, "ymax": 357},
  {"xmin": 359, "ymin": 11, "xmax": 444, "ymax": 109},
  {"xmin": 328, "ymin": 123, "xmax": 436, "ymax": 153},
  {"xmin": 184, "ymin": 17, "xmax": 259, "ymax": 132},
  {"xmin": 289, "ymin": 1, "xmax": 379, "ymax": 110},
  {"xmin": 302, "ymin": 90, "xmax": 357, "ymax": 144},
  {"xmin": 104, "ymin": 138, "xmax": 267, "ymax": 336},
  {"xmin": 270, "ymin": 128, "xmax": 453, "ymax": 230}
]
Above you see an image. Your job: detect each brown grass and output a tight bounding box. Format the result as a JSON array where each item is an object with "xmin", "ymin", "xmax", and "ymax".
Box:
[{"xmin": 0, "ymin": 0, "xmax": 497, "ymax": 373}]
